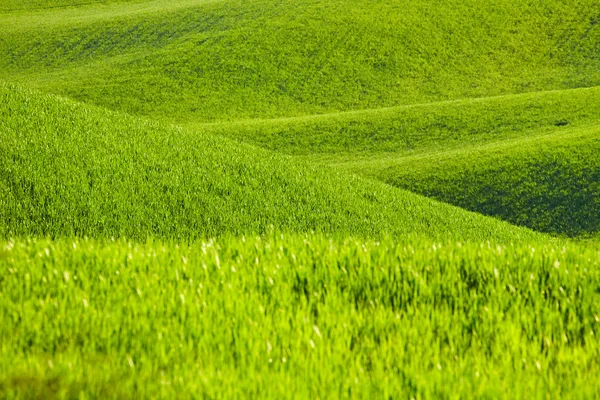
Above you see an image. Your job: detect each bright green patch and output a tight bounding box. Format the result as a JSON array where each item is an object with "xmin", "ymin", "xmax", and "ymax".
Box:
[
  {"xmin": 0, "ymin": 84, "xmax": 538, "ymax": 242},
  {"xmin": 1, "ymin": 0, "xmax": 599, "ymax": 121},
  {"xmin": 1, "ymin": 235, "xmax": 599, "ymax": 398}
]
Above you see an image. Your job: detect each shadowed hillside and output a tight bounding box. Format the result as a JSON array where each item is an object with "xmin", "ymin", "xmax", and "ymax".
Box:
[{"xmin": 363, "ymin": 124, "xmax": 600, "ymax": 237}]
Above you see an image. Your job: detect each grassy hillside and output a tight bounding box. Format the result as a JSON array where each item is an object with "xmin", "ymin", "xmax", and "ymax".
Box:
[
  {"xmin": 2, "ymin": 0, "xmax": 598, "ymax": 238},
  {"xmin": 361, "ymin": 124, "xmax": 600, "ymax": 237},
  {"xmin": 198, "ymin": 86, "xmax": 600, "ymax": 156},
  {"xmin": 0, "ymin": 83, "xmax": 540, "ymax": 242},
  {"xmin": 2, "ymin": 235, "xmax": 600, "ymax": 398},
  {"xmin": 2, "ymin": 0, "xmax": 600, "ymax": 397},
  {"xmin": 1, "ymin": 0, "xmax": 599, "ymax": 122},
  {"xmin": 0, "ymin": 0, "xmax": 140, "ymax": 11},
  {"xmin": 196, "ymin": 86, "xmax": 600, "ymax": 237}
]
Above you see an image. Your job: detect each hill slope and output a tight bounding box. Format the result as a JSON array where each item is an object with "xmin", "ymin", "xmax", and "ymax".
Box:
[
  {"xmin": 2, "ymin": 0, "xmax": 598, "ymax": 237},
  {"xmin": 195, "ymin": 86, "xmax": 600, "ymax": 236},
  {"xmin": 0, "ymin": 84, "xmax": 541, "ymax": 242},
  {"xmin": 1, "ymin": 0, "xmax": 599, "ymax": 122},
  {"xmin": 197, "ymin": 86, "xmax": 600, "ymax": 156},
  {"xmin": 360, "ymin": 124, "xmax": 600, "ymax": 237}
]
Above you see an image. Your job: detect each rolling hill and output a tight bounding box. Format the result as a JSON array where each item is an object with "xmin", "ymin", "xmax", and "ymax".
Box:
[
  {"xmin": 2, "ymin": 0, "xmax": 599, "ymax": 235},
  {"xmin": 1, "ymin": 0, "xmax": 599, "ymax": 122},
  {"xmin": 196, "ymin": 85, "xmax": 600, "ymax": 236},
  {"xmin": 361, "ymin": 122, "xmax": 600, "ymax": 237},
  {"xmin": 2, "ymin": 0, "xmax": 600, "ymax": 398},
  {"xmin": 0, "ymin": 83, "xmax": 541, "ymax": 242}
]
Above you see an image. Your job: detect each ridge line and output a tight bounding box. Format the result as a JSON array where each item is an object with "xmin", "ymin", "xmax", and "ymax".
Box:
[{"xmin": 190, "ymin": 85, "xmax": 600, "ymax": 129}]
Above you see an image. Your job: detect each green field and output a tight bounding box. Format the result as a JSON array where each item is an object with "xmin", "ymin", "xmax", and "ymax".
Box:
[
  {"xmin": 1, "ymin": 0, "xmax": 600, "ymax": 398},
  {"xmin": 2, "ymin": 235, "xmax": 600, "ymax": 398}
]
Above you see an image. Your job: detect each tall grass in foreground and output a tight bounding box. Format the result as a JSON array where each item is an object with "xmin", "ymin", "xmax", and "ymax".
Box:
[{"xmin": 1, "ymin": 235, "xmax": 599, "ymax": 398}]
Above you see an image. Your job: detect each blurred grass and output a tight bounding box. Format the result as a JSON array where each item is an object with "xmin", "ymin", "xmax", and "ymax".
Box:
[{"xmin": 1, "ymin": 235, "xmax": 599, "ymax": 398}]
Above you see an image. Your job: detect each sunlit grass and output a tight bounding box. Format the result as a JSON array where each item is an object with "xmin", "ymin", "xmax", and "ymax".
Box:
[
  {"xmin": 0, "ymin": 83, "xmax": 539, "ymax": 242},
  {"xmin": 2, "ymin": 0, "xmax": 600, "ymax": 397},
  {"xmin": 1, "ymin": 234, "xmax": 599, "ymax": 398},
  {"xmin": 1, "ymin": 0, "xmax": 599, "ymax": 122}
]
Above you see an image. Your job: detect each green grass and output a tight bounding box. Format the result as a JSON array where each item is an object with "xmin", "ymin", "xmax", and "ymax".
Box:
[
  {"xmin": 1, "ymin": 0, "xmax": 599, "ymax": 122},
  {"xmin": 2, "ymin": 0, "xmax": 599, "ymax": 236},
  {"xmin": 2, "ymin": 0, "xmax": 600, "ymax": 397},
  {"xmin": 2, "ymin": 235, "xmax": 600, "ymax": 398},
  {"xmin": 194, "ymin": 86, "xmax": 600, "ymax": 236},
  {"xmin": 0, "ymin": 0, "xmax": 142, "ymax": 11},
  {"xmin": 197, "ymin": 86, "xmax": 600, "ymax": 156},
  {"xmin": 359, "ymin": 124, "xmax": 600, "ymax": 237},
  {"xmin": 0, "ymin": 83, "xmax": 541, "ymax": 242}
]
